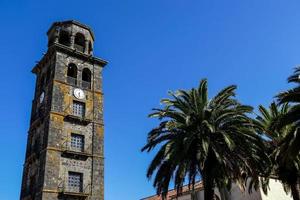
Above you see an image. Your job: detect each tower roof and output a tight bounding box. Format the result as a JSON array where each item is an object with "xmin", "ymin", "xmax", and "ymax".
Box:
[{"xmin": 47, "ymin": 20, "xmax": 95, "ymax": 40}]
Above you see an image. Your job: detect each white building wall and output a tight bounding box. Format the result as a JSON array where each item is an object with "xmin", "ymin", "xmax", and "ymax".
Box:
[
  {"xmin": 260, "ymin": 179, "xmax": 292, "ymax": 200},
  {"xmin": 228, "ymin": 182, "xmax": 262, "ymax": 200},
  {"xmin": 177, "ymin": 194, "xmax": 192, "ymax": 200},
  {"xmin": 170, "ymin": 179, "xmax": 292, "ymax": 200}
]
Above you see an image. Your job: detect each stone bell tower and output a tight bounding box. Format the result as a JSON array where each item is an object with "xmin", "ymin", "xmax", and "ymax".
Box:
[{"xmin": 20, "ymin": 20, "xmax": 107, "ymax": 200}]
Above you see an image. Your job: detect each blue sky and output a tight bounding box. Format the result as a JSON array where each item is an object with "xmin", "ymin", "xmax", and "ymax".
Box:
[{"xmin": 0, "ymin": 0, "xmax": 299, "ymax": 199}]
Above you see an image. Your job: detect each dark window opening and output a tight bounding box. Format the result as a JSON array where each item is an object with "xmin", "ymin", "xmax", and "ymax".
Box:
[
  {"xmin": 68, "ymin": 172, "xmax": 83, "ymax": 193},
  {"xmin": 59, "ymin": 30, "xmax": 70, "ymax": 46},
  {"xmin": 74, "ymin": 33, "xmax": 85, "ymax": 53},
  {"xmin": 71, "ymin": 133, "xmax": 84, "ymax": 152},
  {"xmin": 72, "ymin": 101, "xmax": 85, "ymax": 117},
  {"xmin": 67, "ymin": 63, "xmax": 77, "ymax": 85},
  {"xmin": 82, "ymin": 68, "xmax": 91, "ymax": 89}
]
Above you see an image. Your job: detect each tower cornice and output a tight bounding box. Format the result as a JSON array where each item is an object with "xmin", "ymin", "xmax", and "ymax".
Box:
[
  {"xmin": 47, "ymin": 20, "xmax": 96, "ymax": 40},
  {"xmin": 32, "ymin": 43, "xmax": 108, "ymax": 74}
]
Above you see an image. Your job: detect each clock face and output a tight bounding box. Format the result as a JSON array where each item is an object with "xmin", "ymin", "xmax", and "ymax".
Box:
[
  {"xmin": 39, "ymin": 92, "xmax": 45, "ymax": 103},
  {"xmin": 74, "ymin": 88, "xmax": 85, "ymax": 99}
]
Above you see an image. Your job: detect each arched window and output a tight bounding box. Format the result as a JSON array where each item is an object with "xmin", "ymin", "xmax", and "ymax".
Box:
[
  {"xmin": 59, "ymin": 30, "xmax": 70, "ymax": 46},
  {"xmin": 82, "ymin": 68, "xmax": 91, "ymax": 89},
  {"xmin": 88, "ymin": 41, "xmax": 93, "ymax": 54},
  {"xmin": 67, "ymin": 63, "xmax": 77, "ymax": 85},
  {"xmin": 74, "ymin": 33, "xmax": 85, "ymax": 53}
]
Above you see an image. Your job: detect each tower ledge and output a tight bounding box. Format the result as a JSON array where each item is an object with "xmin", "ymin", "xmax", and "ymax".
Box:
[{"xmin": 32, "ymin": 43, "xmax": 108, "ymax": 74}]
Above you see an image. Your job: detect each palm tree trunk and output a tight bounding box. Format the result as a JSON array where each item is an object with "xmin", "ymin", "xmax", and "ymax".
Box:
[
  {"xmin": 203, "ymin": 171, "xmax": 215, "ymax": 200},
  {"xmin": 203, "ymin": 151, "xmax": 216, "ymax": 200},
  {"xmin": 191, "ymin": 191, "xmax": 198, "ymax": 200},
  {"xmin": 203, "ymin": 173, "xmax": 215, "ymax": 200},
  {"xmin": 291, "ymin": 183, "xmax": 300, "ymax": 200},
  {"xmin": 204, "ymin": 185, "xmax": 215, "ymax": 200},
  {"xmin": 219, "ymin": 187, "xmax": 230, "ymax": 200}
]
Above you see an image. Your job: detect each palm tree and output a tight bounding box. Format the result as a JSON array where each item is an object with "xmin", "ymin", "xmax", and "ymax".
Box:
[
  {"xmin": 142, "ymin": 79, "xmax": 269, "ymax": 200},
  {"xmin": 275, "ymin": 67, "xmax": 300, "ymax": 159},
  {"xmin": 256, "ymin": 102, "xmax": 300, "ymax": 200}
]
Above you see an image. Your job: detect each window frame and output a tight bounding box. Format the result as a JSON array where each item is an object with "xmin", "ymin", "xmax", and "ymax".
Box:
[
  {"xmin": 66, "ymin": 63, "xmax": 78, "ymax": 86},
  {"xmin": 72, "ymin": 101, "xmax": 85, "ymax": 117},
  {"xmin": 68, "ymin": 171, "xmax": 83, "ymax": 193},
  {"xmin": 82, "ymin": 68, "xmax": 92, "ymax": 89},
  {"xmin": 70, "ymin": 133, "xmax": 84, "ymax": 152},
  {"xmin": 74, "ymin": 33, "xmax": 85, "ymax": 53}
]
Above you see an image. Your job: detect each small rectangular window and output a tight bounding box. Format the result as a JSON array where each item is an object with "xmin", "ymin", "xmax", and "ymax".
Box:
[
  {"xmin": 71, "ymin": 133, "xmax": 84, "ymax": 152},
  {"xmin": 73, "ymin": 101, "xmax": 85, "ymax": 117},
  {"xmin": 68, "ymin": 172, "xmax": 83, "ymax": 193}
]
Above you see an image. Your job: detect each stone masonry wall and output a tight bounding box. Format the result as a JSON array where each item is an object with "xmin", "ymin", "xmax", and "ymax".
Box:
[{"xmin": 21, "ymin": 21, "xmax": 105, "ymax": 200}]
